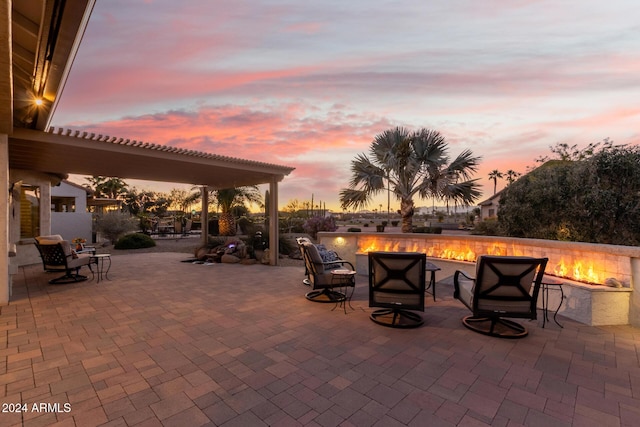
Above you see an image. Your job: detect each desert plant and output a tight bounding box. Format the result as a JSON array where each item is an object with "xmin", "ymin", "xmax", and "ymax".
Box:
[
  {"xmin": 94, "ymin": 211, "xmax": 138, "ymax": 244},
  {"xmin": 302, "ymin": 215, "xmax": 338, "ymax": 239},
  {"xmin": 114, "ymin": 233, "xmax": 156, "ymax": 249},
  {"xmin": 340, "ymin": 127, "xmax": 481, "ymax": 232},
  {"xmin": 212, "ymin": 186, "xmax": 262, "ymax": 236}
]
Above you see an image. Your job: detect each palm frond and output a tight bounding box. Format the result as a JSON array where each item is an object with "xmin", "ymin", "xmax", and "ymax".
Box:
[
  {"xmin": 411, "ymin": 129, "xmax": 448, "ymax": 165},
  {"xmin": 350, "ymin": 154, "xmax": 386, "ymax": 191},
  {"xmin": 339, "ymin": 188, "xmax": 373, "ymax": 211},
  {"xmin": 445, "ymin": 149, "xmax": 482, "ymax": 180}
]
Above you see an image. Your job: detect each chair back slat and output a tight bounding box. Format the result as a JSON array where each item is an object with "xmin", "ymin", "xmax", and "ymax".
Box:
[
  {"xmin": 369, "ymin": 252, "xmax": 426, "ymax": 311},
  {"xmin": 473, "ymin": 256, "xmax": 547, "ymax": 315}
]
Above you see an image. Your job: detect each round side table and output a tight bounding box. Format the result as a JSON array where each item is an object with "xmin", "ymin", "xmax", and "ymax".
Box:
[
  {"xmin": 91, "ymin": 254, "xmax": 112, "ymax": 283},
  {"xmin": 330, "ymin": 270, "xmax": 357, "ymax": 313},
  {"xmin": 540, "ymin": 276, "xmax": 564, "ymax": 328}
]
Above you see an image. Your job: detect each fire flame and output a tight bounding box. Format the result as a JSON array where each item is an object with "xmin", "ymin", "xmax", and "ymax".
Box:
[
  {"xmin": 357, "ymin": 238, "xmax": 607, "ymax": 285},
  {"xmin": 553, "ymin": 258, "xmax": 603, "ymax": 284}
]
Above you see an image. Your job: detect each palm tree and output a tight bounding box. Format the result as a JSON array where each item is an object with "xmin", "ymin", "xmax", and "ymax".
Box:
[
  {"xmin": 505, "ymin": 169, "xmax": 521, "ymax": 184},
  {"xmin": 86, "ymin": 176, "xmax": 129, "ymax": 199},
  {"xmin": 340, "ymin": 127, "xmax": 481, "ymax": 233},
  {"xmin": 488, "ymin": 169, "xmax": 503, "ymax": 195},
  {"xmin": 213, "ymin": 186, "xmax": 263, "ymax": 236}
]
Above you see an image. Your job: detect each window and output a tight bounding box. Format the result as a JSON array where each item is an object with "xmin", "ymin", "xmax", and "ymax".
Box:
[
  {"xmin": 20, "ymin": 185, "xmax": 40, "ymax": 238},
  {"xmin": 52, "ymin": 196, "xmax": 76, "ymax": 212}
]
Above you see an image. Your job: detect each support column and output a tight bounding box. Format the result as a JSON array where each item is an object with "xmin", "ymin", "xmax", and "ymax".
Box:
[
  {"xmin": 40, "ymin": 182, "xmax": 51, "ymax": 236},
  {"xmin": 1, "ymin": 134, "xmax": 9, "ymax": 304},
  {"xmin": 269, "ymin": 180, "xmax": 279, "ymax": 266},
  {"xmin": 630, "ymin": 258, "xmax": 640, "ymax": 327},
  {"xmin": 201, "ymin": 186, "xmax": 209, "ymax": 246}
]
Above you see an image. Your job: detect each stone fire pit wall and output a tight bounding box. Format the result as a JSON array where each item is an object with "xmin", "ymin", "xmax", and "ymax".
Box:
[{"xmin": 318, "ymin": 232, "xmax": 640, "ymax": 327}]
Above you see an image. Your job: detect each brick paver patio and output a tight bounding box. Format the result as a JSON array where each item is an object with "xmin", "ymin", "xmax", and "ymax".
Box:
[{"xmin": 1, "ymin": 252, "xmax": 639, "ymax": 426}]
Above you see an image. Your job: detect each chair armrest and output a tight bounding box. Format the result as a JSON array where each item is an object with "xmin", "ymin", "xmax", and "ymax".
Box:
[
  {"xmin": 453, "ymin": 270, "xmax": 475, "ymax": 299},
  {"xmin": 322, "ymin": 260, "xmax": 355, "ymax": 270}
]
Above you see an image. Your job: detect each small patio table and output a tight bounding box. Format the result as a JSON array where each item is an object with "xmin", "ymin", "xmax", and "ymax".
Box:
[
  {"xmin": 330, "ymin": 269, "xmax": 357, "ymax": 313},
  {"xmin": 425, "ymin": 261, "xmax": 441, "ymax": 301},
  {"xmin": 91, "ymin": 254, "xmax": 112, "ymax": 283},
  {"xmin": 540, "ymin": 275, "xmax": 564, "ymax": 328}
]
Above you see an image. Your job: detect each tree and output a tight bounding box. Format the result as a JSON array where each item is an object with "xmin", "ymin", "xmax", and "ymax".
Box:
[
  {"xmin": 168, "ymin": 188, "xmax": 200, "ymax": 214},
  {"xmin": 499, "ymin": 143, "xmax": 640, "ymax": 245},
  {"xmin": 213, "ymin": 186, "xmax": 263, "ymax": 236},
  {"xmin": 488, "ymin": 169, "xmax": 503, "ymax": 195},
  {"xmin": 505, "ymin": 169, "xmax": 521, "ymax": 184},
  {"xmin": 85, "ymin": 176, "xmax": 129, "ymax": 200},
  {"xmin": 340, "ymin": 127, "xmax": 481, "ymax": 232}
]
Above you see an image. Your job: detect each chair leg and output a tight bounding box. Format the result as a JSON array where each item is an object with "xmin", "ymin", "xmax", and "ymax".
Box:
[
  {"xmin": 370, "ymin": 308, "xmax": 424, "ymax": 328},
  {"xmin": 461, "ymin": 316, "xmax": 528, "ymax": 338},
  {"xmin": 305, "ymin": 288, "xmax": 346, "ymax": 303},
  {"xmin": 49, "ymin": 270, "xmax": 88, "ymax": 285}
]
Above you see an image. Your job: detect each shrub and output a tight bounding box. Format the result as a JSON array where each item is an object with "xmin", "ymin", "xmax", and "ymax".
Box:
[
  {"xmin": 303, "ymin": 215, "xmax": 337, "ymax": 239},
  {"xmin": 237, "ymin": 216, "xmax": 256, "ymax": 235},
  {"xmin": 94, "ymin": 212, "xmax": 138, "ymax": 244},
  {"xmin": 470, "ymin": 219, "xmax": 501, "ymax": 236},
  {"xmin": 391, "ymin": 220, "xmax": 399, "ymax": 227},
  {"xmin": 114, "ymin": 233, "xmax": 156, "ymax": 249},
  {"xmin": 413, "ymin": 226, "xmax": 442, "ymax": 234},
  {"xmin": 347, "ymin": 227, "xmax": 361, "ymax": 232}
]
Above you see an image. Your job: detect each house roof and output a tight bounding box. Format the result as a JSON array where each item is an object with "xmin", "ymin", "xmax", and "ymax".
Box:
[
  {"xmin": 9, "ymin": 127, "xmax": 294, "ymax": 188},
  {"xmin": 478, "ymin": 189, "xmax": 504, "ymax": 206}
]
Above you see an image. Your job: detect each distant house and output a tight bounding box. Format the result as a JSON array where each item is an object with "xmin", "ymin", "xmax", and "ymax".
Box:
[
  {"xmin": 478, "ymin": 189, "xmax": 504, "ymax": 220},
  {"xmin": 51, "ymin": 180, "xmax": 93, "ymax": 242}
]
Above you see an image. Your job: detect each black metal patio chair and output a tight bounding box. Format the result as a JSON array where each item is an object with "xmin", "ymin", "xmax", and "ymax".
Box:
[
  {"xmin": 453, "ymin": 255, "xmax": 548, "ymax": 338},
  {"xmin": 368, "ymin": 251, "xmax": 427, "ymax": 328}
]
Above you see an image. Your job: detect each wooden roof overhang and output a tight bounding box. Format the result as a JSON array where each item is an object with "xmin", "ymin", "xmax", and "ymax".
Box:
[{"xmin": 9, "ymin": 127, "xmax": 294, "ymax": 188}]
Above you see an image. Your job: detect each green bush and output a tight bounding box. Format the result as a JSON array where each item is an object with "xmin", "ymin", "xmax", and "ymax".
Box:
[
  {"xmin": 94, "ymin": 211, "xmax": 138, "ymax": 244},
  {"xmin": 347, "ymin": 227, "xmax": 361, "ymax": 232},
  {"xmin": 391, "ymin": 220, "xmax": 399, "ymax": 227},
  {"xmin": 114, "ymin": 233, "xmax": 156, "ymax": 249},
  {"xmin": 471, "ymin": 219, "xmax": 501, "ymax": 236}
]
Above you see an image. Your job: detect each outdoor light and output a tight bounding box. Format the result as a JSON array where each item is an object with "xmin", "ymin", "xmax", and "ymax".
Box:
[{"xmin": 34, "ymin": 98, "xmax": 44, "ymax": 106}]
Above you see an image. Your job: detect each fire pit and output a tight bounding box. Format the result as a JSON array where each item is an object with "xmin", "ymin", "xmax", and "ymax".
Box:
[{"xmin": 318, "ymin": 232, "xmax": 640, "ymax": 326}]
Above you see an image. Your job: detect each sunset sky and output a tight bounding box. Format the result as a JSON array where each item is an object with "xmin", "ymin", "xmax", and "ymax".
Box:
[{"xmin": 53, "ymin": 0, "xmax": 640, "ymax": 212}]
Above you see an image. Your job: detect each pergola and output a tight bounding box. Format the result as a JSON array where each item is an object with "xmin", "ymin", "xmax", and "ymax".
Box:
[{"xmin": 1, "ymin": 0, "xmax": 295, "ymax": 304}]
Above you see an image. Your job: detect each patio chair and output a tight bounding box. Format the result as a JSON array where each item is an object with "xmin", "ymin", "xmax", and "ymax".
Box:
[
  {"xmin": 296, "ymin": 237, "xmax": 312, "ymax": 286},
  {"xmin": 368, "ymin": 252, "xmax": 426, "ymax": 328},
  {"xmin": 453, "ymin": 255, "xmax": 548, "ymax": 338},
  {"xmin": 300, "ymin": 241, "xmax": 355, "ymax": 302},
  {"xmin": 34, "ymin": 236, "xmax": 93, "ymax": 284}
]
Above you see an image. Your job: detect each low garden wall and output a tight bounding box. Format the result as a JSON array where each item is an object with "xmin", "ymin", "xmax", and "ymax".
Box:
[{"xmin": 318, "ymin": 232, "xmax": 640, "ymax": 326}]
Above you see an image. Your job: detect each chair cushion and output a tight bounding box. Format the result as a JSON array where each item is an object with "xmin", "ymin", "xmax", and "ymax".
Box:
[
  {"xmin": 68, "ymin": 253, "xmax": 92, "ymax": 268},
  {"xmin": 302, "ymin": 242, "xmax": 325, "ymax": 273},
  {"xmin": 35, "ymin": 235, "xmax": 64, "ymax": 245},
  {"xmin": 457, "ymin": 275, "xmax": 475, "ymax": 308},
  {"xmin": 315, "ymin": 244, "xmax": 342, "ymax": 269}
]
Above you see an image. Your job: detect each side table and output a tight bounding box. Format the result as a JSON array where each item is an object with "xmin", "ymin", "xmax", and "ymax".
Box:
[
  {"xmin": 91, "ymin": 254, "xmax": 112, "ymax": 283},
  {"xmin": 425, "ymin": 261, "xmax": 441, "ymax": 301},
  {"xmin": 330, "ymin": 269, "xmax": 357, "ymax": 313},
  {"xmin": 540, "ymin": 276, "xmax": 564, "ymax": 328}
]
